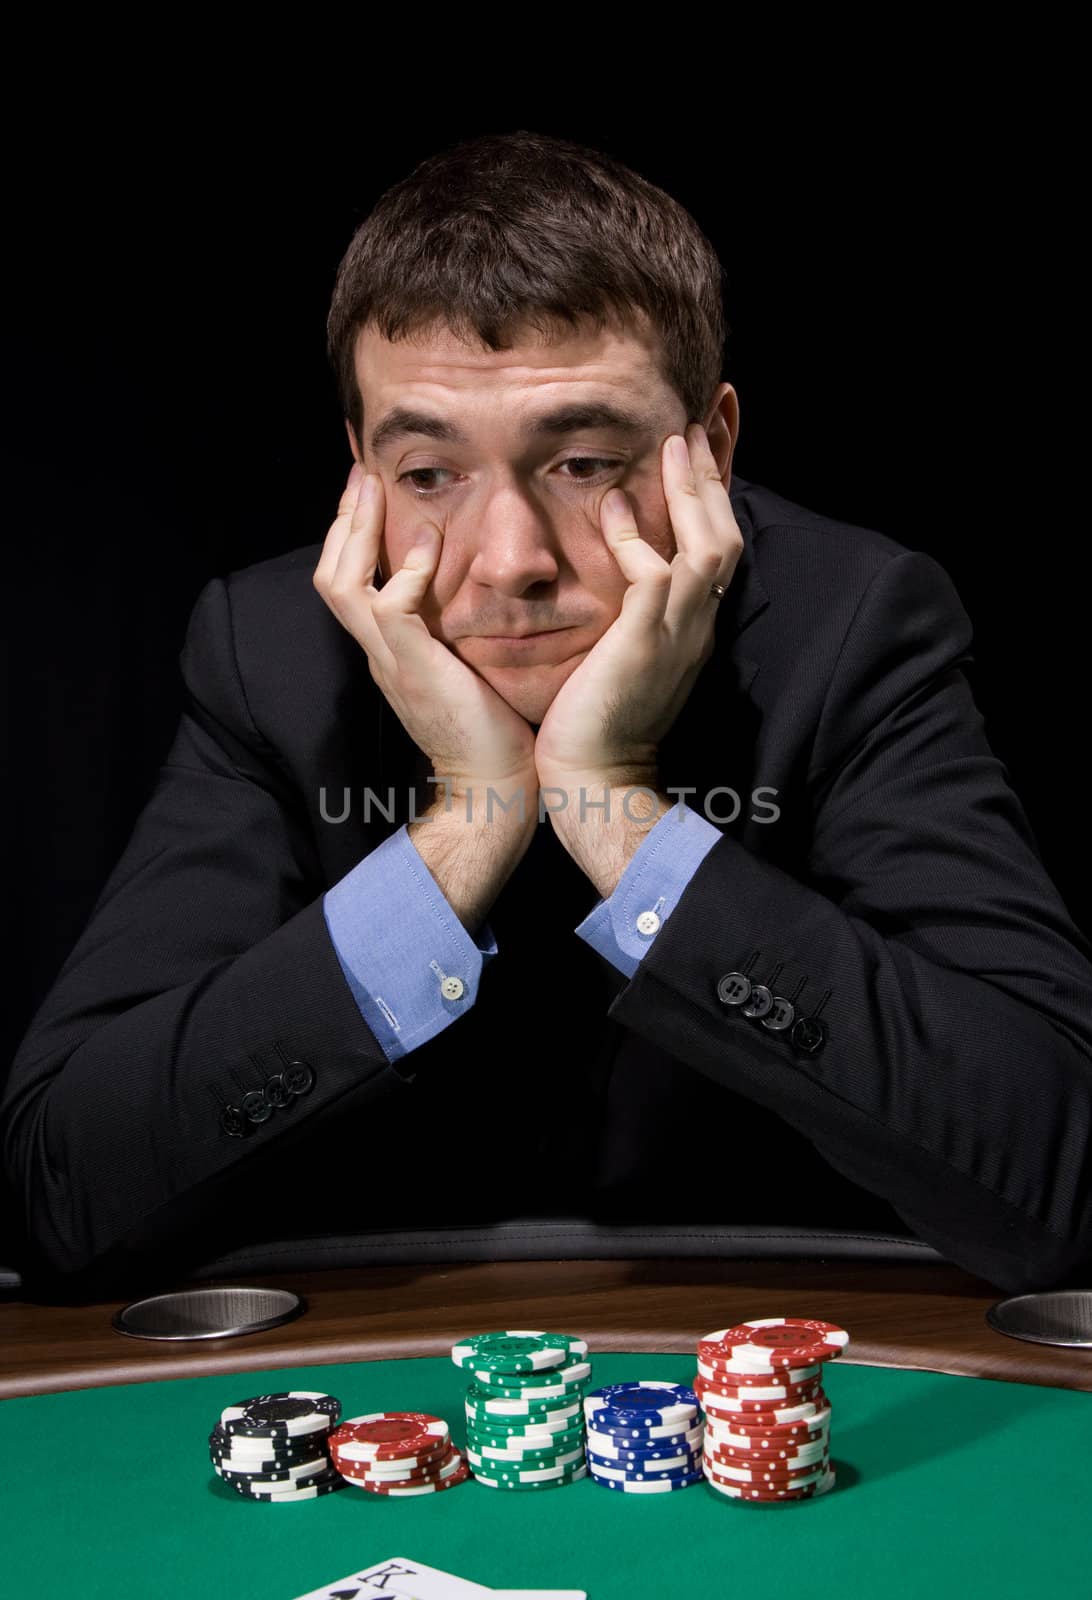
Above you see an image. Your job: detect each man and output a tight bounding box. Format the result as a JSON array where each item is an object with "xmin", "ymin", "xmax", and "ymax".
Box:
[{"xmin": 5, "ymin": 130, "xmax": 1092, "ymax": 1297}]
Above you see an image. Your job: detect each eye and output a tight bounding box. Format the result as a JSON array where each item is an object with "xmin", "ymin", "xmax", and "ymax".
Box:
[{"xmin": 396, "ymin": 457, "xmax": 623, "ymax": 498}]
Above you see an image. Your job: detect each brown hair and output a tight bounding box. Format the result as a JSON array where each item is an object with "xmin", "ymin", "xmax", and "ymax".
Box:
[{"xmin": 326, "ymin": 129, "xmax": 729, "ymax": 455}]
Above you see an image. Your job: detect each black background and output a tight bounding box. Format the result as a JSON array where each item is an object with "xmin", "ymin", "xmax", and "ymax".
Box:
[{"xmin": 5, "ymin": 61, "xmax": 1085, "ymax": 1071}]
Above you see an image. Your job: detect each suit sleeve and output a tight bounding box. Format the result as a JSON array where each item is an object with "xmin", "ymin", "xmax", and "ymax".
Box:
[
  {"xmin": 0, "ymin": 575, "xmax": 425, "ymax": 1282},
  {"xmin": 604, "ymin": 549, "xmax": 1092, "ymax": 1292}
]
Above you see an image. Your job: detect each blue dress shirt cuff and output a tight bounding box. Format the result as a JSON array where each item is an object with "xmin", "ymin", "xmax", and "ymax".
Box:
[
  {"xmin": 323, "ymin": 824, "xmax": 498, "ymax": 1063},
  {"xmin": 574, "ymin": 803, "xmax": 723, "ymax": 977}
]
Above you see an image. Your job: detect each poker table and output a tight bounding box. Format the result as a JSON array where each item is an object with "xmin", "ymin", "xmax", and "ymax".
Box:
[{"xmin": 3, "ymin": 1256, "xmax": 1091, "ymax": 1599}]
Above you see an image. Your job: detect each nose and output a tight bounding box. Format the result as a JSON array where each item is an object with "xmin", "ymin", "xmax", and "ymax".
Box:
[{"xmin": 464, "ymin": 482, "xmax": 562, "ymax": 596}]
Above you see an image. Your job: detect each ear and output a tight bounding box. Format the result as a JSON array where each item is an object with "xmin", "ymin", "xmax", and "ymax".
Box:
[
  {"xmin": 703, "ymin": 385, "xmax": 740, "ymax": 486},
  {"xmin": 344, "ymin": 415, "xmax": 362, "ymax": 463}
]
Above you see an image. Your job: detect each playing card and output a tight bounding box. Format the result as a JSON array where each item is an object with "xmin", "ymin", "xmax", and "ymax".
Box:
[
  {"xmin": 293, "ymin": 1555, "xmax": 491, "ymax": 1599},
  {"xmin": 292, "ymin": 1557, "xmax": 587, "ymax": 1600}
]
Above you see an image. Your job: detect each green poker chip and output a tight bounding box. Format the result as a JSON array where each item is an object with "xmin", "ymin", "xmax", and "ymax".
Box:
[
  {"xmin": 464, "ymin": 1413, "xmax": 582, "ymax": 1442},
  {"xmin": 469, "ymin": 1461, "xmax": 588, "ymax": 1491},
  {"xmin": 467, "ymin": 1440, "xmax": 587, "ymax": 1468},
  {"xmin": 451, "ymin": 1331, "xmax": 589, "ymax": 1375},
  {"xmin": 464, "ymin": 1384, "xmax": 585, "ymax": 1420},
  {"xmin": 470, "ymin": 1363, "xmax": 591, "ymax": 1399},
  {"xmin": 466, "ymin": 1411, "xmax": 584, "ymax": 1435},
  {"xmin": 465, "ymin": 1424, "xmax": 585, "ymax": 1457}
]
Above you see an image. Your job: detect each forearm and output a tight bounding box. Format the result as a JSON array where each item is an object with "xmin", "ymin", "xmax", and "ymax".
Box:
[
  {"xmin": 546, "ymin": 778, "xmax": 674, "ymax": 900},
  {"xmin": 2, "ymin": 896, "xmax": 406, "ymax": 1282},
  {"xmin": 407, "ymin": 777, "xmax": 537, "ymax": 938},
  {"xmin": 605, "ymin": 830, "xmax": 1092, "ymax": 1292}
]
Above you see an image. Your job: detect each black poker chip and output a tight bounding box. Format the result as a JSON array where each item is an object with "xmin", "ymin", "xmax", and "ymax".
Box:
[
  {"xmin": 216, "ymin": 1463, "xmax": 341, "ymax": 1491},
  {"xmin": 218, "ymin": 1391, "xmax": 341, "ymax": 1440},
  {"xmin": 211, "ymin": 1465, "xmax": 331, "ymax": 1484},
  {"xmin": 227, "ymin": 1468, "xmax": 346, "ymax": 1501},
  {"xmin": 208, "ymin": 1423, "xmax": 332, "ymax": 1460}
]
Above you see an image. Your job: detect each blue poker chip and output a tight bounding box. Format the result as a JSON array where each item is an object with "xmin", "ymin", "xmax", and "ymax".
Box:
[
  {"xmin": 587, "ymin": 1465, "xmax": 704, "ymax": 1493},
  {"xmin": 584, "ymin": 1425, "xmax": 703, "ymax": 1460},
  {"xmin": 585, "ymin": 1450, "xmax": 700, "ymax": 1480},
  {"xmin": 584, "ymin": 1383, "xmax": 699, "ymax": 1430}
]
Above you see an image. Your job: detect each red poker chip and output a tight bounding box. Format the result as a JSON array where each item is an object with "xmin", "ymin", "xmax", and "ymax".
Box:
[
  {"xmin": 337, "ymin": 1446, "xmax": 464, "ymax": 1486},
  {"xmin": 697, "ymin": 1378, "xmax": 824, "ymax": 1406},
  {"xmin": 699, "ymin": 1392, "xmax": 827, "ymax": 1420},
  {"xmin": 698, "ymin": 1319, "xmax": 850, "ymax": 1371},
  {"xmin": 328, "ymin": 1413, "xmax": 450, "ymax": 1461},
  {"xmin": 356, "ymin": 1458, "xmax": 472, "ymax": 1495},
  {"xmin": 332, "ymin": 1435, "xmax": 449, "ymax": 1472},
  {"xmin": 707, "ymin": 1425, "xmax": 829, "ymax": 1448},
  {"xmin": 706, "ymin": 1464, "xmax": 830, "ymax": 1491},
  {"xmin": 700, "ymin": 1391, "xmax": 826, "ymax": 1414},
  {"xmin": 695, "ymin": 1369, "xmax": 821, "ymax": 1392},
  {"xmin": 705, "ymin": 1417, "xmax": 826, "ymax": 1442},
  {"xmin": 697, "ymin": 1376, "xmax": 822, "ymax": 1400},
  {"xmin": 696, "ymin": 1361, "xmax": 822, "ymax": 1387},
  {"xmin": 705, "ymin": 1421, "xmax": 829, "ymax": 1449},
  {"xmin": 705, "ymin": 1405, "xmax": 832, "ymax": 1440},
  {"xmin": 337, "ymin": 1441, "xmax": 460, "ymax": 1473},
  {"xmin": 696, "ymin": 1365, "xmax": 822, "ymax": 1390},
  {"xmin": 706, "ymin": 1441, "xmax": 828, "ymax": 1470},
  {"xmin": 706, "ymin": 1420, "xmax": 824, "ymax": 1442},
  {"xmin": 705, "ymin": 1468, "xmax": 835, "ymax": 1501},
  {"xmin": 704, "ymin": 1455, "xmax": 829, "ymax": 1487}
]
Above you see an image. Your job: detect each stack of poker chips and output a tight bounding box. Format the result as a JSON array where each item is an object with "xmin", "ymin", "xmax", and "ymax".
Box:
[
  {"xmin": 451, "ymin": 1330, "xmax": 592, "ymax": 1490},
  {"xmin": 583, "ymin": 1382, "xmax": 705, "ymax": 1493},
  {"xmin": 695, "ymin": 1317, "xmax": 850, "ymax": 1503},
  {"xmin": 209, "ymin": 1390, "xmax": 346, "ymax": 1502},
  {"xmin": 328, "ymin": 1412, "xmax": 470, "ymax": 1495}
]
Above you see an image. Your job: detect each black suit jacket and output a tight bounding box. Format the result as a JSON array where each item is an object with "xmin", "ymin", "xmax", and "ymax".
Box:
[{"xmin": 6, "ymin": 473, "xmax": 1092, "ymax": 1294}]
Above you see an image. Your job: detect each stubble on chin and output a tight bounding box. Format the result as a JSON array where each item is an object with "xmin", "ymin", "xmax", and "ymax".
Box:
[{"xmin": 483, "ymin": 656, "xmax": 587, "ymax": 727}]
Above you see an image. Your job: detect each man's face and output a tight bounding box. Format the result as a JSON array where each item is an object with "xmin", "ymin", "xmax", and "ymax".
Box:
[{"xmin": 347, "ymin": 314, "xmax": 737, "ymax": 724}]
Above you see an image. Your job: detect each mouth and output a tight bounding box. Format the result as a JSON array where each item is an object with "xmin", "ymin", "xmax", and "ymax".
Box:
[
  {"xmin": 468, "ymin": 626, "xmax": 576, "ymax": 658},
  {"xmin": 484, "ymin": 628, "xmax": 565, "ymax": 641}
]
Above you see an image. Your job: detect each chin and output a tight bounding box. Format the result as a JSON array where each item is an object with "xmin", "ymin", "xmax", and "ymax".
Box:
[{"xmin": 482, "ymin": 657, "xmax": 584, "ymax": 724}]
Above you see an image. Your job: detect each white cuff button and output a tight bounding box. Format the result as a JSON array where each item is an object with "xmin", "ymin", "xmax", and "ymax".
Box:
[
  {"xmin": 636, "ymin": 910, "xmax": 661, "ymax": 936},
  {"xmin": 440, "ymin": 975, "xmax": 465, "ymax": 1000}
]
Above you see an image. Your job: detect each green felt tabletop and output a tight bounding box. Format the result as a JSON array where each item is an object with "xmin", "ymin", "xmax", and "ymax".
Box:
[{"xmin": 2, "ymin": 1352, "xmax": 1090, "ymax": 1599}]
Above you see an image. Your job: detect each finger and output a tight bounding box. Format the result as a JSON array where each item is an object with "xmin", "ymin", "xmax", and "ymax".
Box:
[
  {"xmin": 324, "ymin": 471, "xmax": 397, "ymax": 673},
  {"xmin": 600, "ymin": 489, "xmax": 673, "ymax": 634},
  {"xmin": 660, "ymin": 430, "xmax": 741, "ymax": 632},
  {"xmin": 368, "ymin": 522, "xmax": 444, "ymax": 658},
  {"xmin": 313, "ymin": 461, "xmax": 367, "ymax": 591},
  {"xmin": 686, "ymin": 424, "xmax": 745, "ymax": 585}
]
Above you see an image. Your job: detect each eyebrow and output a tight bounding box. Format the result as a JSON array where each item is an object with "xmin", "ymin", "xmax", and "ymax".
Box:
[{"xmin": 368, "ymin": 400, "xmax": 659, "ymax": 457}]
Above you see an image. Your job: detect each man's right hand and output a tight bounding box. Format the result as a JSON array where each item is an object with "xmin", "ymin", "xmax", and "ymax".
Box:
[{"xmin": 313, "ymin": 462, "xmax": 539, "ymax": 815}]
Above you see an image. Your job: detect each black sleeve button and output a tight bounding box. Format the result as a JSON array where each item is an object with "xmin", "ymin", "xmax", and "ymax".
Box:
[
  {"xmin": 761, "ymin": 995, "xmax": 797, "ymax": 1032},
  {"xmin": 241, "ymin": 1089, "xmax": 273, "ymax": 1124},
  {"xmin": 741, "ymin": 983, "xmax": 774, "ymax": 1019},
  {"xmin": 264, "ymin": 1073, "xmax": 291, "ymax": 1109},
  {"xmin": 282, "ymin": 1060, "xmax": 315, "ymax": 1097},
  {"xmin": 791, "ymin": 1016, "xmax": 828, "ymax": 1055},
  {"xmin": 220, "ymin": 1105, "xmax": 248, "ymax": 1138},
  {"xmin": 716, "ymin": 972, "xmax": 753, "ymax": 1007}
]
